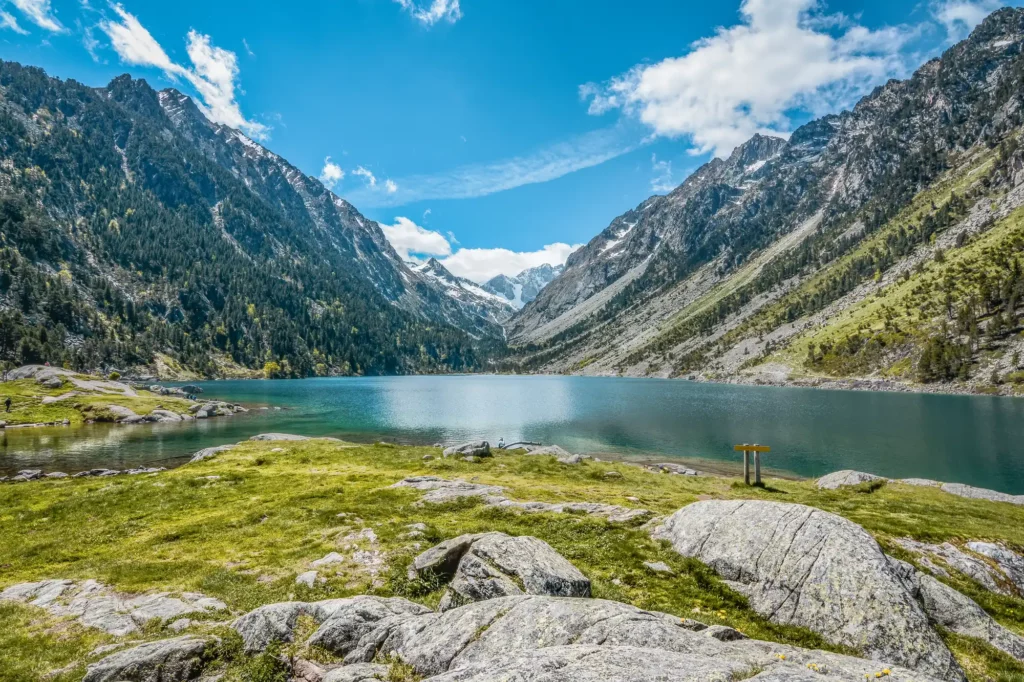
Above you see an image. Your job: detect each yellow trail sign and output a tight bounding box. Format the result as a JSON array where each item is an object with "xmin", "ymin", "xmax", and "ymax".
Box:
[{"xmin": 734, "ymin": 444, "xmax": 771, "ymax": 485}]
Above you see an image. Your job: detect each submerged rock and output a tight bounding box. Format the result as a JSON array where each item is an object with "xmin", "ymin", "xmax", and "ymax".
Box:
[
  {"xmin": 652, "ymin": 500, "xmax": 963, "ymax": 680},
  {"xmin": 408, "ymin": 532, "xmax": 591, "ymax": 610}
]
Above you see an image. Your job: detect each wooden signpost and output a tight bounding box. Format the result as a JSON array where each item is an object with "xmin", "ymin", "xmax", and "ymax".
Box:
[{"xmin": 734, "ymin": 444, "xmax": 771, "ymax": 485}]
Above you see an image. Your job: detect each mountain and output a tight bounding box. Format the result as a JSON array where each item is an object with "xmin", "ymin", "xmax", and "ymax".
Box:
[
  {"xmin": 412, "ymin": 258, "xmax": 515, "ymax": 325},
  {"xmin": 507, "ymin": 8, "xmax": 1024, "ymax": 394},
  {"xmin": 483, "ymin": 264, "xmax": 565, "ymax": 310},
  {"xmin": 0, "ymin": 61, "xmax": 500, "ymax": 378}
]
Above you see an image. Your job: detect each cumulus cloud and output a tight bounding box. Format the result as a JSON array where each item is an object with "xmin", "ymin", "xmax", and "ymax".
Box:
[
  {"xmin": 0, "ymin": 10, "xmax": 29, "ymax": 34},
  {"xmin": 933, "ymin": 0, "xmax": 1003, "ymax": 41},
  {"xmin": 580, "ymin": 0, "xmax": 917, "ymax": 157},
  {"xmin": 440, "ymin": 242, "xmax": 582, "ymax": 283},
  {"xmin": 379, "ymin": 217, "xmax": 581, "ymax": 283},
  {"xmin": 319, "ymin": 156, "xmax": 344, "ymax": 188},
  {"xmin": 346, "ymin": 125, "xmax": 641, "ymax": 208},
  {"xmin": 394, "ymin": 0, "xmax": 462, "ymax": 26},
  {"xmin": 99, "ymin": 4, "xmax": 268, "ymax": 140},
  {"xmin": 379, "ymin": 217, "xmax": 453, "ymax": 261},
  {"xmin": 10, "ymin": 0, "xmax": 64, "ymax": 32}
]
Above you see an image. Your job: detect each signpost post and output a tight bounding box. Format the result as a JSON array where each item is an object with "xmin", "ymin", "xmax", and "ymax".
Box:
[{"xmin": 734, "ymin": 444, "xmax": 771, "ymax": 486}]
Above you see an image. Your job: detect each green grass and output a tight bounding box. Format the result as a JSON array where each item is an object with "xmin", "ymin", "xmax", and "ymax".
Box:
[
  {"xmin": 0, "ymin": 377, "xmax": 195, "ymax": 426},
  {"xmin": 1, "ymin": 440, "xmax": 1023, "ymax": 680}
]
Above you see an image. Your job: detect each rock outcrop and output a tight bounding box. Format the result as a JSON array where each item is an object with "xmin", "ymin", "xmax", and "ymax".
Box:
[
  {"xmin": 895, "ymin": 538, "xmax": 1024, "ymax": 596},
  {"xmin": 442, "ymin": 441, "xmax": 491, "ymax": 458},
  {"xmin": 83, "ymin": 635, "xmax": 215, "ymax": 682},
  {"xmin": 341, "ymin": 595, "xmax": 941, "ymax": 681},
  {"xmin": 816, "ymin": 470, "xmax": 887, "ymax": 489},
  {"xmin": 652, "ymin": 500, "xmax": 964, "ymax": 680},
  {"xmin": 390, "ymin": 476, "xmax": 650, "ymax": 522},
  {"xmin": 408, "ymin": 533, "xmax": 591, "ymax": 610},
  {"xmin": 0, "ymin": 579, "xmax": 226, "ymax": 636},
  {"xmin": 305, "ymin": 596, "xmax": 433, "ymax": 656},
  {"xmin": 888, "ymin": 557, "xmax": 1024, "ymax": 661}
]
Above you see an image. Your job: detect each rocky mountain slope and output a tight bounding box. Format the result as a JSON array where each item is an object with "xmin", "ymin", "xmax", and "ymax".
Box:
[
  {"xmin": 413, "ymin": 258, "xmax": 515, "ymax": 324},
  {"xmin": 0, "ymin": 62, "xmax": 501, "ymax": 378},
  {"xmin": 483, "ymin": 263, "xmax": 564, "ymax": 310},
  {"xmin": 506, "ymin": 9, "xmax": 1024, "ymax": 395}
]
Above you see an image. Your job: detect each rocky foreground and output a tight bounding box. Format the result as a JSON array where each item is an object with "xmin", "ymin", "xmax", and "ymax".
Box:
[{"xmin": 1, "ymin": 439, "xmax": 1023, "ymax": 681}]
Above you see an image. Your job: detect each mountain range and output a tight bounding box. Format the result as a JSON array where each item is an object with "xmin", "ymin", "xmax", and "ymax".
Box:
[
  {"xmin": 2, "ymin": 8, "xmax": 1024, "ymax": 389},
  {"xmin": 505, "ymin": 8, "xmax": 1024, "ymax": 393}
]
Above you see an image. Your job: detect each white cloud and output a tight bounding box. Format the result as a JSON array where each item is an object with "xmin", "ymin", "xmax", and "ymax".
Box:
[
  {"xmin": 385, "ymin": 179, "xmax": 398, "ymax": 194},
  {"xmin": 932, "ymin": 0, "xmax": 1002, "ymax": 41},
  {"xmin": 650, "ymin": 154, "xmax": 675, "ymax": 192},
  {"xmin": 380, "ymin": 217, "xmax": 453, "ymax": 261},
  {"xmin": 580, "ymin": 0, "xmax": 916, "ymax": 157},
  {"xmin": 0, "ymin": 10, "xmax": 29, "ymax": 34},
  {"xmin": 394, "ymin": 0, "xmax": 462, "ymax": 26},
  {"xmin": 352, "ymin": 166, "xmax": 377, "ymax": 187},
  {"xmin": 379, "ymin": 217, "xmax": 581, "ymax": 283},
  {"xmin": 99, "ymin": 4, "xmax": 268, "ymax": 140},
  {"xmin": 10, "ymin": 0, "xmax": 64, "ymax": 32},
  {"xmin": 319, "ymin": 156, "xmax": 344, "ymax": 188},
  {"xmin": 441, "ymin": 242, "xmax": 582, "ymax": 283},
  {"xmin": 346, "ymin": 126, "xmax": 641, "ymax": 208},
  {"xmin": 242, "ymin": 38, "xmax": 255, "ymax": 57}
]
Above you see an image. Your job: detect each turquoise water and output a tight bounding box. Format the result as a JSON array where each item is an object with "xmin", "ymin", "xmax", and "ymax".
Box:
[{"xmin": 2, "ymin": 376, "xmax": 1023, "ymax": 493}]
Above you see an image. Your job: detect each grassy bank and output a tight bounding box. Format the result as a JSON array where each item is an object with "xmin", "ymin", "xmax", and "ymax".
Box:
[
  {"xmin": 1, "ymin": 440, "xmax": 1023, "ymax": 681},
  {"xmin": 0, "ymin": 375, "xmax": 195, "ymax": 427}
]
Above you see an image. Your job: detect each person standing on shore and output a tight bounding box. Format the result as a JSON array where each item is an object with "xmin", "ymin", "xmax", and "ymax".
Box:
[{"xmin": 4, "ymin": 396, "xmax": 10, "ymax": 412}]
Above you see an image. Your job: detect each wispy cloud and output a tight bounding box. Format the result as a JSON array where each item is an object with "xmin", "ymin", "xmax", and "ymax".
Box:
[
  {"xmin": 346, "ymin": 125, "xmax": 642, "ymax": 208},
  {"xmin": 393, "ymin": 0, "xmax": 462, "ymax": 27},
  {"xmin": 650, "ymin": 154, "xmax": 675, "ymax": 192},
  {"xmin": 379, "ymin": 217, "xmax": 581, "ymax": 283},
  {"xmin": 98, "ymin": 4, "xmax": 268, "ymax": 140},
  {"xmin": 580, "ymin": 0, "xmax": 918, "ymax": 158},
  {"xmin": 0, "ymin": 10, "xmax": 29, "ymax": 34},
  {"xmin": 10, "ymin": 0, "xmax": 64, "ymax": 32}
]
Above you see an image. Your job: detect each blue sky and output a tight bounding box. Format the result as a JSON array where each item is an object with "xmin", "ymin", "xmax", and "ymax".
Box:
[{"xmin": 0, "ymin": 0, "xmax": 1018, "ymax": 282}]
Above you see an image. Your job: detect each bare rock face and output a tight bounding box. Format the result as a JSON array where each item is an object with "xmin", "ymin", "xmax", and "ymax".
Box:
[
  {"xmin": 816, "ymin": 470, "xmax": 887, "ymax": 489},
  {"xmin": 339, "ymin": 595, "xmax": 943, "ymax": 681},
  {"xmin": 233, "ymin": 596, "xmax": 428, "ymax": 654},
  {"xmin": 408, "ymin": 533, "xmax": 591, "ymax": 610},
  {"xmin": 83, "ymin": 635, "xmax": 215, "ymax": 682},
  {"xmin": 0, "ymin": 580, "xmax": 226, "ymax": 637},
  {"xmin": 888, "ymin": 557, "xmax": 1024, "ymax": 662},
  {"xmin": 895, "ymin": 538, "xmax": 1023, "ymax": 596},
  {"xmin": 306, "ymin": 596, "xmax": 433, "ymax": 657},
  {"xmin": 652, "ymin": 500, "xmax": 963, "ymax": 681}
]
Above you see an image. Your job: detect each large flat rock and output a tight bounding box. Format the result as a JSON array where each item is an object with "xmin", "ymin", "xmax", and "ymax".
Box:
[{"xmin": 652, "ymin": 500, "xmax": 963, "ymax": 680}]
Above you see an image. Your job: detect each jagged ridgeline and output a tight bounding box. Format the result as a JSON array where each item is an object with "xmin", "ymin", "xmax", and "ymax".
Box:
[
  {"xmin": 0, "ymin": 62, "xmax": 507, "ymax": 378},
  {"xmin": 507, "ymin": 9, "xmax": 1024, "ymax": 389}
]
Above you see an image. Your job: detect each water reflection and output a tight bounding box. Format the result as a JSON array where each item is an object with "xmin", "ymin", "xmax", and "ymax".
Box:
[{"xmin": 2, "ymin": 376, "xmax": 1023, "ymax": 494}]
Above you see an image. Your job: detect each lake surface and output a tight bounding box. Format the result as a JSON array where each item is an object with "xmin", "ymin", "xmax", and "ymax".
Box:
[{"xmin": 3, "ymin": 376, "xmax": 1023, "ymax": 493}]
